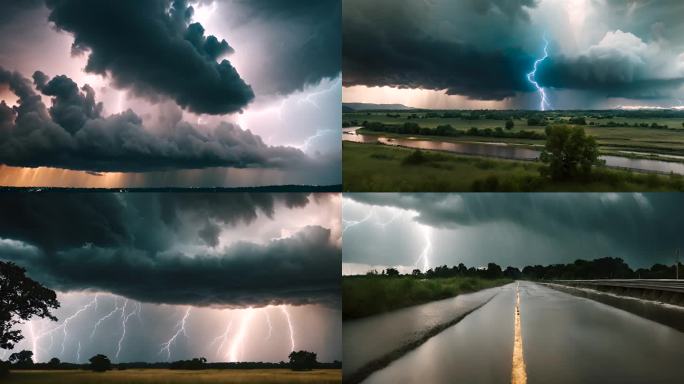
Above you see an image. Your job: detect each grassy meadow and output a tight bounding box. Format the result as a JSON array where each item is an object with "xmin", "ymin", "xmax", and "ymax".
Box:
[
  {"xmin": 3, "ymin": 369, "xmax": 342, "ymax": 384},
  {"xmin": 343, "ymin": 276, "xmax": 511, "ymax": 319},
  {"xmin": 343, "ymin": 142, "xmax": 684, "ymax": 192},
  {"xmin": 344, "ymin": 111, "xmax": 684, "ymax": 156}
]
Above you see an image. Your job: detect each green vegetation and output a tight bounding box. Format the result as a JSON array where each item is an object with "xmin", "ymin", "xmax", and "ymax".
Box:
[
  {"xmin": 343, "ymin": 141, "xmax": 684, "ymax": 191},
  {"xmin": 2, "ymin": 369, "xmax": 342, "ymax": 384},
  {"xmin": 343, "ymin": 274, "xmax": 511, "ymax": 320},
  {"xmin": 540, "ymin": 126, "xmax": 601, "ymax": 180},
  {"xmin": 343, "ymin": 109, "xmax": 684, "ymax": 156}
]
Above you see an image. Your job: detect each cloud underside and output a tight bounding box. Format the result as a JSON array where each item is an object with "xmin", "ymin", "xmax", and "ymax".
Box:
[
  {"xmin": 346, "ymin": 193, "xmax": 682, "ymax": 262},
  {"xmin": 0, "ymin": 67, "xmax": 307, "ymax": 172},
  {"xmin": 342, "ymin": 0, "xmax": 684, "ymax": 101},
  {"xmin": 0, "ymin": 193, "xmax": 340, "ymax": 308},
  {"xmin": 46, "ymin": 0, "xmax": 254, "ymax": 114}
]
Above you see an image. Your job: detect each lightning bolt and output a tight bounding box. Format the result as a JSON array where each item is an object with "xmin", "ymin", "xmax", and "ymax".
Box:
[
  {"xmin": 210, "ymin": 314, "xmax": 233, "ymax": 359},
  {"xmin": 229, "ymin": 308, "xmax": 255, "ymax": 362},
  {"xmin": 159, "ymin": 308, "xmax": 191, "ymax": 361},
  {"xmin": 264, "ymin": 308, "xmax": 273, "ymax": 340},
  {"xmin": 342, "ymin": 209, "xmax": 375, "ymax": 233},
  {"xmin": 280, "ymin": 306, "xmax": 296, "ymax": 353},
  {"xmin": 116, "ymin": 300, "xmax": 141, "ymax": 361},
  {"xmin": 91, "ymin": 298, "xmax": 122, "ymax": 340},
  {"xmin": 414, "ymin": 225, "xmax": 432, "ymax": 272},
  {"xmin": 526, "ymin": 35, "xmax": 551, "ymax": 111},
  {"xmin": 59, "ymin": 295, "xmax": 99, "ymax": 355},
  {"xmin": 76, "ymin": 341, "xmax": 81, "ymax": 363}
]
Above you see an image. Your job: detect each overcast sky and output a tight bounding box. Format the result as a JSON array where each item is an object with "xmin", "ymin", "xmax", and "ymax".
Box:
[
  {"xmin": 343, "ymin": 0, "xmax": 684, "ymax": 110},
  {"xmin": 0, "ymin": 192, "xmax": 341, "ymax": 363},
  {"xmin": 342, "ymin": 193, "xmax": 683, "ymax": 275},
  {"xmin": 0, "ymin": 0, "xmax": 341, "ymax": 187}
]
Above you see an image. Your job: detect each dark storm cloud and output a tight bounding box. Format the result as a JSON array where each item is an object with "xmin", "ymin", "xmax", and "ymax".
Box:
[
  {"xmin": 0, "ymin": 0, "xmax": 44, "ymax": 23},
  {"xmin": 45, "ymin": 0, "xmax": 254, "ymax": 114},
  {"xmin": 0, "ymin": 68, "xmax": 308, "ymax": 172},
  {"xmin": 342, "ymin": 0, "xmax": 537, "ymax": 100},
  {"xmin": 347, "ymin": 193, "xmax": 684, "ymax": 265},
  {"xmin": 466, "ymin": 0, "xmax": 538, "ymax": 21},
  {"xmin": 0, "ymin": 193, "xmax": 340, "ymax": 307},
  {"xmin": 231, "ymin": 0, "xmax": 341, "ymax": 95}
]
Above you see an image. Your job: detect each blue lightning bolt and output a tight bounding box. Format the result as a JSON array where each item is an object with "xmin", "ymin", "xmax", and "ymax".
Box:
[{"xmin": 527, "ymin": 35, "xmax": 551, "ymax": 111}]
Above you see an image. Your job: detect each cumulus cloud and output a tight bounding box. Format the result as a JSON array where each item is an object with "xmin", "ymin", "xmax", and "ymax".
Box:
[
  {"xmin": 45, "ymin": 0, "xmax": 254, "ymax": 114},
  {"xmin": 0, "ymin": 193, "xmax": 341, "ymax": 308},
  {"xmin": 539, "ymin": 30, "xmax": 684, "ymax": 97},
  {"xmin": 0, "ymin": 67, "xmax": 308, "ymax": 172}
]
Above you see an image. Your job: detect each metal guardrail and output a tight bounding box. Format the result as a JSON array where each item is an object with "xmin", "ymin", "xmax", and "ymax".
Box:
[{"xmin": 556, "ymin": 279, "xmax": 684, "ymax": 294}]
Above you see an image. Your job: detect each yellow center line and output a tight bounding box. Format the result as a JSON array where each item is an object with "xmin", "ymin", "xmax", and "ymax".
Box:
[{"xmin": 512, "ymin": 282, "xmax": 527, "ymax": 384}]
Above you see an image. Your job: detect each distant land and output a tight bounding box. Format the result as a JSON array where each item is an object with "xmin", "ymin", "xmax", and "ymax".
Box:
[
  {"xmin": 0, "ymin": 185, "xmax": 342, "ymax": 193},
  {"xmin": 343, "ymin": 102, "xmax": 413, "ymax": 111}
]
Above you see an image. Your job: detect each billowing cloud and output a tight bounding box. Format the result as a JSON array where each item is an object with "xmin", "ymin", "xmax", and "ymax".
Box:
[
  {"xmin": 0, "ymin": 68, "xmax": 308, "ymax": 172},
  {"xmin": 539, "ymin": 30, "xmax": 684, "ymax": 98},
  {"xmin": 45, "ymin": 0, "xmax": 254, "ymax": 114},
  {"xmin": 0, "ymin": 193, "xmax": 341, "ymax": 308}
]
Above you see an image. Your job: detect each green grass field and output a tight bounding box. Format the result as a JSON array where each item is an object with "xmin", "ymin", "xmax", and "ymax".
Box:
[
  {"xmin": 343, "ymin": 276, "xmax": 511, "ymax": 319},
  {"xmin": 4, "ymin": 369, "xmax": 342, "ymax": 384},
  {"xmin": 344, "ymin": 112, "xmax": 684, "ymax": 155},
  {"xmin": 343, "ymin": 141, "xmax": 684, "ymax": 192}
]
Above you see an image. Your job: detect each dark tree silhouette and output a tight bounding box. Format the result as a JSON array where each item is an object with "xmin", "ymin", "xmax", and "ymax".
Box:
[
  {"xmin": 505, "ymin": 119, "xmax": 514, "ymax": 130},
  {"xmin": 289, "ymin": 350, "xmax": 317, "ymax": 371},
  {"xmin": 9, "ymin": 350, "xmax": 33, "ymax": 368},
  {"xmin": 48, "ymin": 357, "xmax": 61, "ymax": 369},
  {"xmin": 89, "ymin": 354, "xmax": 112, "ymax": 372},
  {"xmin": 384, "ymin": 268, "xmax": 400, "ymax": 277},
  {"xmin": 1, "ymin": 261, "xmax": 59, "ymax": 350}
]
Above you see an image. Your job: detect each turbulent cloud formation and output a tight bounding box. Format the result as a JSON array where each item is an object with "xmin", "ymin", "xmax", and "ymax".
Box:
[
  {"xmin": 342, "ymin": 0, "xmax": 536, "ymax": 100},
  {"xmin": 343, "ymin": 0, "xmax": 684, "ymax": 106},
  {"xmin": 0, "ymin": 193, "xmax": 341, "ymax": 308},
  {"xmin": 344, "ymin": 193, "xmax": 684, "ymax": 269},
  {"xmin": 230, "ymin": 0, "xmax": 341, "ymax": 95},
  {"xmin": 46, "ymin": 0, "xmax": 254, "ymax": 114},
  {"xmin": 0, "ymin": 68, "xmax": 307, "ymax": 172}
]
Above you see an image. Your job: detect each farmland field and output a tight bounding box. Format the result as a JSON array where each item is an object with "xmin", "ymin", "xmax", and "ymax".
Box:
[{"xmin": 3, "ymin": 369, "xmax": 342, "ymax": 384}]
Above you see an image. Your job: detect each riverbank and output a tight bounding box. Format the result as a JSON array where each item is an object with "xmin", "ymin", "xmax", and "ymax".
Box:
[{"xmin": 343, "ymin": 142, "xmax": 684, "ymax": 191}]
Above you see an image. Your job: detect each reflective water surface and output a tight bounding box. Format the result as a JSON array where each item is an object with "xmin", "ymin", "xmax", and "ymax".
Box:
[{"xmin": 343, "ymin": 127, "xmax": 684, "ymax": 174}]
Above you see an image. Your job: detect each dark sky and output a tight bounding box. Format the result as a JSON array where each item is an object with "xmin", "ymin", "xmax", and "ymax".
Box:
[
  {"xmin": 0, "ymin": 0, "xmax": 341, "ymax": 186},
  {"xmin": 343, "ymin": 193, "xmax": 684, "ymax": 274},
  {"xmin": 0, "ymin": 192, "xmax": 342, "ymax": 363},
  {"xmin": 342, "ymin": 0, "xmax": 684, "ymax": 109}
]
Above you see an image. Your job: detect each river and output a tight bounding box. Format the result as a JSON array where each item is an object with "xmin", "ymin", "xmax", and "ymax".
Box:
[{"xmin": 343, "ymin": 127, "xmax": 684, "ymax": 175}]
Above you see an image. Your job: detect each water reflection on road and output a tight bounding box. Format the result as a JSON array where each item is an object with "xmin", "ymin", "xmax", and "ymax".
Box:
[
  {"xmin": 359, "ymin": 282, "xmax": 684, "ymax": 384},
  {"xmin": 343, "ymin": 127, "xmax": 684, "ymax": 174}
]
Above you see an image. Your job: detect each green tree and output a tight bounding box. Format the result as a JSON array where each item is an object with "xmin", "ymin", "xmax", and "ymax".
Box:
[
  {"xmin": 540, "ymin": 126, "xmax": 601, "ymax": 180},
  {"xmin": 89, "ymin": 354, "xmax": 112, "ymax": 372},
  {"xmin": 505, "ymin": 119, "xmax": 514, "ymax": 130},
  {"xmin": 1, "ymin": 262, "xmax": 59, "ymax": 351},
  {"xmin": 289, "ymin": 350, "xmax": 318, "ymax": 371}
]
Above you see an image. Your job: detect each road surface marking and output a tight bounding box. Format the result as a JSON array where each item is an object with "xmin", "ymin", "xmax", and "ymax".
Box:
[{"xmin": 512, "ymin": 283, "xmax": 527, "ymax": 384}]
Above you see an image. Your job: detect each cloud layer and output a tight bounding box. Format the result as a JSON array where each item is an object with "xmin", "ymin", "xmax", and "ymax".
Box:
[
  {"xmin": 0, "ymin": 68, "xmax": 307, "ymax": 172},
  {"xmin": 0, "ymin": 193, "xmax": 341, "ymax": 308},
  {"xmin": 46, "ymin": 0, "xmax": 254, "ymax": 114}
]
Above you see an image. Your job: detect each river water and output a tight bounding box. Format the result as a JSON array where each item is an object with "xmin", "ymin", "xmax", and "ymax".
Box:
[{"xmin": 343, "ymin": 127, "xmax": 684, "ymax": 175}]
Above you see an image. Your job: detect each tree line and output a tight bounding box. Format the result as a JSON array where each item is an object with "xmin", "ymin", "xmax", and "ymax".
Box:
[{"xmin": 367, "ymin": 257, "xmax": 682, "ymax": 281}]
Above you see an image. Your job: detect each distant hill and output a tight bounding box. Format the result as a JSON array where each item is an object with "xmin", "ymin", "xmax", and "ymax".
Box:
[{"xmin": 343, "ymin": 102, "xmax": 414, "ymax": 111}]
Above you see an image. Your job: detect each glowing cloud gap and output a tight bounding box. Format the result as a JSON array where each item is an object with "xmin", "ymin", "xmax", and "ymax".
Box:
[
  {"xmin": 280, "ymin": 306, "xmax": 296, "ymax": 353},
  {"xmin": 159, "ymin": 308, "xmax": 191, "ymax": 361},
  {"xmin": 526, "ymin": 35, "xmax": 551, "ymax": 111}
]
